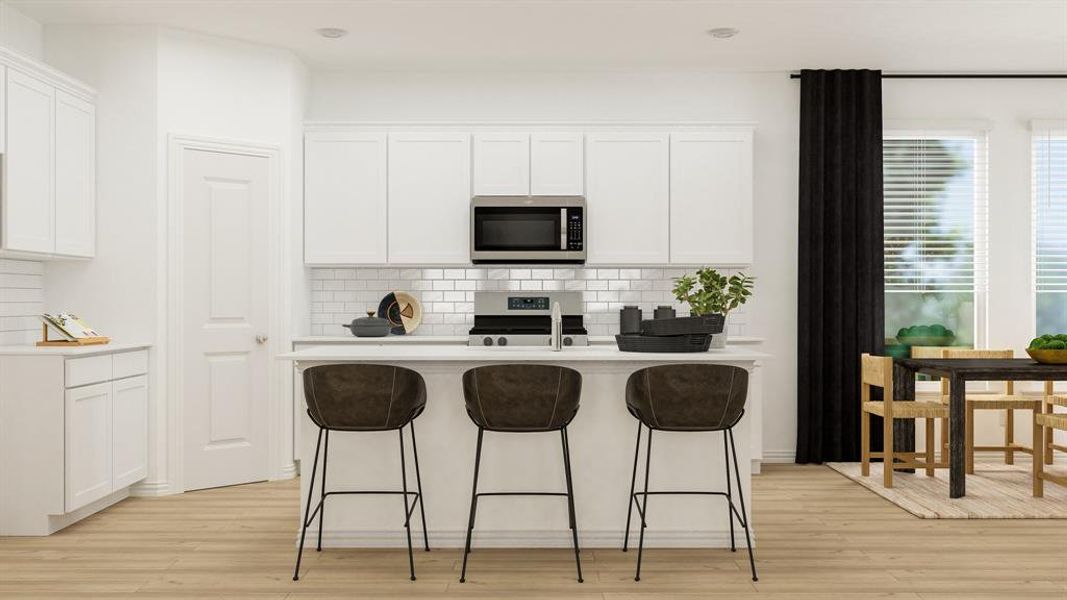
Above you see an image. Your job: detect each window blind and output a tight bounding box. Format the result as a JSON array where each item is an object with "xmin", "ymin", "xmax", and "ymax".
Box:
[
  {"xmin": 883, "ymin": 134, "xmax": 988, "ymax": 293},
  {"xmin": 1033, "ymin": 129, "xmax": 1067, "ymax": 292}
]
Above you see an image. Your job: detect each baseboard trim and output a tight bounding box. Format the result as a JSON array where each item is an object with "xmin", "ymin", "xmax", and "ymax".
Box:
[
  {"xmin": 129, "ymin": 480, "xmax": 175, "ymax": 497},
  {"xmin": 275, "ymin": 461, "xmax": 298, "ymax": 480},
  {"xmin": 761, "ymin": 450, "xmax": 796, "ymax": 464},
  {"xmin": 302, "ymin": 528, "xmax": 753, "ymax": 549}
]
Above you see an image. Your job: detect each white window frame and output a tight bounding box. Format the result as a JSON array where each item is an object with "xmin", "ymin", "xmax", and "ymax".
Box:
[
  {"xmin": 1031, "ymin": 121, "xmax": 1067, "ymax": 337},
  {"xmin": 883, "ymin": 128, "xmax": 989, "ymax": 392}
]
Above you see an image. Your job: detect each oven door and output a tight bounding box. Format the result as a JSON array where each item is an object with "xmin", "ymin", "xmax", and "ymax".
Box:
[{"xmin": 470, "ymin": 197, "xmax": 585, "ymax": 263}]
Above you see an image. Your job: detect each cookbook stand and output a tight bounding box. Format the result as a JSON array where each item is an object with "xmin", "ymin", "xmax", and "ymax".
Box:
[{"xmin": 36, "ymin": 323, "xmax": 110, "ymax": 347}]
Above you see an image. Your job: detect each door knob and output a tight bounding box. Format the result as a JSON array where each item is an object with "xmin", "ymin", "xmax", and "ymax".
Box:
[{"xmin": 256, "ymin": 335, "xmax": 269, "ymax": 344}]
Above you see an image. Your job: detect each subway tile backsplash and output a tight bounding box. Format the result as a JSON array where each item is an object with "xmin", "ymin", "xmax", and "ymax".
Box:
[
  {"xmin": 0, "ymin": 259, "xmax": 45, "ymax": 346},
  {"xmin": 309, "ymin": 266, "xmax": 747, "ymax": 338}
]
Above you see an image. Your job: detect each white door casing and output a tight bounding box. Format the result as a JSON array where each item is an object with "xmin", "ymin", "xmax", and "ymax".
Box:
[{"xmin": 179, "ymin": 145, "xmax": 271, "ymax": 491}]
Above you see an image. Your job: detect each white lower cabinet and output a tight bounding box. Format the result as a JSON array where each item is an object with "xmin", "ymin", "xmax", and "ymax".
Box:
[
  {"xmin": 111, "ymin": 375, "xmax": 149, "ymax": 490},
  {"xmin": 0, "ymin": 346, "xmax": 150, "ymax": 534},
  {"xmin": 64, "ymin": 382, "xmax": 113, "ymax": 512},
  {"xmin": 64, "ymin": 366, "xmax": 149, "ymax": 512}
]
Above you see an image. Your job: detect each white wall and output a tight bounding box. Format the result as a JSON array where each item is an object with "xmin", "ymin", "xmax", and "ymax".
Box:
[
  {"xmin": 44, "ymin": 25, "xmax": 307, "ymax": 493},
  {"xmin": 884, "ymin": 78, "xmax": 1067, "ymax": 448},
  {"xmin": 0, "ymin": 0, "xmax": 41, "ymax": 59},
  {"xmin": 309, "ymin": 70, "xmax": 801, "ymax": 460}
]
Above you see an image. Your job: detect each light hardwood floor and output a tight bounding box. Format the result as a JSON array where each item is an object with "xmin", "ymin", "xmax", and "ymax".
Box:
[{"xmin": 1, "ymin": 464, "xmax": 1065, "ymax": 599}]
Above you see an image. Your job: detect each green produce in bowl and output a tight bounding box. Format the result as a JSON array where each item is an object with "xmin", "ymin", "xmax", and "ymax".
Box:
[{"xmin": 1029, "ymin": 334, "xmax": 1067, "ymax": 350}]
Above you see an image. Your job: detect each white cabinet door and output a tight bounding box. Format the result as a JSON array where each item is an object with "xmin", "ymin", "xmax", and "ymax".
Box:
[
  {"xmin": 531, "ymin": 133, "xmax": 584, "ymax": 195},
  {"xmin": 4, "ymin": 69, "xmax": 54, "ymax": 254},
  {"xmin": 54, "ymin": 90, "xmax": 96, "ymax": 258},
  {"xmin": 387, "ymin": 133, "xmax": 471, "ymax": 264},
  {"xmin": 670, "ymin": 131, "xmax": 753, "ymax": 265},
  {"xmin": 65, "ymin": 382, "xmax": 112, "ymax": 511},
  {"xmin": 473, "ymin": 133, "xmax": 529, "ymax": 195},
  {"xmin": 585, "ymin": 133, "xmax": 669, "ymax": 264},
  {"xmin": 304, "ymin": 132, "xmax": 387, "ymax": 264},
  {"xmin": 111, "ymin": 376, "xmax": 147, "ymax": 490}
]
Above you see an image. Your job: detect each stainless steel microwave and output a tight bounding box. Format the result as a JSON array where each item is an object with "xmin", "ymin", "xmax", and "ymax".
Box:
[{"xmin": 470, "ymin": 196, "xmax": 586, "ymax": 264}]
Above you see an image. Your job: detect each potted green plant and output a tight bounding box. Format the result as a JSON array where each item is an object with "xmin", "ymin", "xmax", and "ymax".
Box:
[{"xmin": 672, "ymin": 268, "xmax": 755, "ymax": 348}]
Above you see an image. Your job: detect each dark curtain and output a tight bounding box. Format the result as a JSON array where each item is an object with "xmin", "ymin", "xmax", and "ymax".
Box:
[{"xmin": 796, "ymin": 69, "xmax": 886, "ymax": 463}]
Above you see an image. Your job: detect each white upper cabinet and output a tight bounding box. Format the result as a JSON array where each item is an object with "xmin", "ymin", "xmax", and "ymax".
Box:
[
  {"xmin": 531, "ymin": 133, "xmax": 584, "ymax": 196},
  {"xmin": 669, "ymin": 131, "xmax": 754, "ymax": 265},
  {"xmin": 585, "ymin": 132, "xmax": 670, "ymax": 264},
  {"xmin": 4, "ymin": 69, "xmax": 55, "ymax": 255},
  {"xmin": 304, "ymin": 132, "xmax": 388, "ymax": 264},
  {"xmin": 473, "ymin": 133, "xmax": 530, "ymax": 196},
  {"xmin": 387, "ymin": 133, "xmax": 472, "ymax": 264},
  {"xmin": 54, "ymin": 90, "xmax": 96, "ymax": 258},
  {"xmin": 0, "ymin": 54, "xmax": 96, "ymax": 260}
]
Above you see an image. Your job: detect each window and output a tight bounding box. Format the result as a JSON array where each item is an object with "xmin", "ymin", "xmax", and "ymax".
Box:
[
  {"xmin": 884, "ymin": 132, "xmax": 988, "ymax": 349},
  {"xmin": 1034, "ymin": 127, "xmax": 1067, "ymax": 334}
]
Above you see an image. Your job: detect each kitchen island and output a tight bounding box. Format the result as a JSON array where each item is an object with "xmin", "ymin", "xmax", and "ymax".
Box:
[{"xmin": 280, "ymin": 343, "xmax": 769, "ymax": 549}]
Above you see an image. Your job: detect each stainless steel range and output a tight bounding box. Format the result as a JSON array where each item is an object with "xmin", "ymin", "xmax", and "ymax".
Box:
[{"xmin": 468, "ymin": 291, "xmax": 588, "ymax": 347}]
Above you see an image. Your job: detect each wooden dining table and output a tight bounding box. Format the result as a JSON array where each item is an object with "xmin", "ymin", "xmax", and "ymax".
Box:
[{"xmin": 894, "ymin": 357, "xmax": 1065, "ymax": 498}]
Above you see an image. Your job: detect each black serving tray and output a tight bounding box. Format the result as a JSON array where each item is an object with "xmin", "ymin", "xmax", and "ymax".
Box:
[
  {"xmin": 640, "ymin": 314, "xmax": 724, "ymax": 337},
  {"xmin": 615, "ymin": 333, "xmax": 713, "ymax": 353}
]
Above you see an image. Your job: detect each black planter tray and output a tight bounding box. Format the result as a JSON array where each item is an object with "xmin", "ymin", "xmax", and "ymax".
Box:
[
  {"xmin": 615, "ymin": 333, "xmax": 712, "ymax": 353},
  {"xmin": 640, "ymin": 314, "xmax": 724, "ymax": 336}
]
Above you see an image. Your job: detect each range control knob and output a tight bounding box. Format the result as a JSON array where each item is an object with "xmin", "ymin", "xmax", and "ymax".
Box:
[
  {"xmin": 498, "ymin": 337, "xmax": 508, "ymax": 346},
  {"xmin": 483, "ymin": 337, "xmax": 494, "ymax": 346},
  {"xmin": 563, "ymin": 336, "xmax": 574, "ymax": 347}
]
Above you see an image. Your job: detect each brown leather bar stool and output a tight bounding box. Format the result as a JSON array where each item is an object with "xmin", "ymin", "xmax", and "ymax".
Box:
[
  {"xmin": 293, "ymin": 364, "xmax": 430, "ymax": 582},
  {"xmin": 459, "ymin": 364, "xmax": 584, "ymax": 583},
  {"xmin": 623, "ymin": 364, "xmax": 757, "ymax": 582}
]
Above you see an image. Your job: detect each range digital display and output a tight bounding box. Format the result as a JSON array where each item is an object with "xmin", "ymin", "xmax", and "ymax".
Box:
[{"xmin": 508, "ymin": 296, "xmax": 550, "ymax": 310}]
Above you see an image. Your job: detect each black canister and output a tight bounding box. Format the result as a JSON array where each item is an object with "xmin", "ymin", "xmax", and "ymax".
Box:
[
  {"xmin": 654, "ymin": 305, "xmax": 676, "ymax": 320},
  {"xmin": 620, "ymin": 305, "xmax": 642, "ymax": 334}
]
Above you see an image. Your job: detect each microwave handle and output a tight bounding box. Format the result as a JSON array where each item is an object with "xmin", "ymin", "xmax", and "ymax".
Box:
[{"xmin": 560, "ymin": 208, "xmax": 567, "ymax": 250}]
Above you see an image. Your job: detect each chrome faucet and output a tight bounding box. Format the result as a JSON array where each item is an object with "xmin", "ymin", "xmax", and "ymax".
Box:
[{"xmin": 550, "ymin": 301, "xmax": 563, "ymax": 351}]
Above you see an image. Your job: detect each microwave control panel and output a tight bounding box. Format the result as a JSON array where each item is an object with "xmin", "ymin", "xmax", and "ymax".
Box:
[{"xmin": 566, "ymin": 208, "xmax": 584, "ymax": 250}]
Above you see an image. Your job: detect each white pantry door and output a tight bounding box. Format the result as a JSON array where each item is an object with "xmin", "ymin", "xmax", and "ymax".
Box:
[{"xmin": 181, "ymin": 147, "xmax": 270, "ymax": 491}]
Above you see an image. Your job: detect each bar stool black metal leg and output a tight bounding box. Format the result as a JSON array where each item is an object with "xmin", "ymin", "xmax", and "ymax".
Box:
[
  {"xmin": 293, "ymin": 427, "xmax": 324, "ymax": 581},
  {"xmin": 622, "ymin": 421, "xmax": 642, "ymax": 552},
  {"xmin": 635, "ymin": 427, "xmax": 653, "ymax": 582},
  {"xmin": 317, "ymin": 429, "xmax": 329, "ymax": 552},
  {"xmin": 561, "ymin": 429, "xmax": 577, "ymax": 531},
  {"xmin": 723, "ymin": 430, "xmax": 736, "ymax": 552},
  {"xmin": 561, "ymin": 427, "xmax": 584, "ymax": 583},
  {"xmin": 459, "ymin": 427, "xmax": 484, "ymax": 583},
  {"xmin": 728, "ymin": 428, "xmax": 758, "ymax": 582},
  {"xmin": 398, "ymin": 426, "xmax": 416, "ymax": 581},
  {"xmin": 409, "ymin": 420, "xmax": 430, "ymax": 552}
]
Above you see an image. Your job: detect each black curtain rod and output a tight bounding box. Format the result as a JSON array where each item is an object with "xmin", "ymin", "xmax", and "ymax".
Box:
[{"xmin": 789, "ymin": 72, "xmax": 1067, "ymax": 79}]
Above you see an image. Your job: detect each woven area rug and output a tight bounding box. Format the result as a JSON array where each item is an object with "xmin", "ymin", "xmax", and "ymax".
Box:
[{"xmin": 827, "ymin": 458, "xmax": 1067, "ymax": 518}]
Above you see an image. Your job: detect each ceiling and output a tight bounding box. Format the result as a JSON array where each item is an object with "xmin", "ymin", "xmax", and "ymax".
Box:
[{"xmin": 11, "ymin": 0, "xmax": 1067, "ymax": 72}]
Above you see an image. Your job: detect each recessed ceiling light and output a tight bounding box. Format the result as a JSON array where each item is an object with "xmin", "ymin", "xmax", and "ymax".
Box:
[
  {"xmin": 707, "ymin": 27, "xmax": 740, "ymax": 39},
  {"xmin": 316, "ymin": 27, "xmax": 348, "ymax": 39}
]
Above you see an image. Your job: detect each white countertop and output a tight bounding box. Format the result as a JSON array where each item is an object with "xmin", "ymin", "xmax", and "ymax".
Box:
[
  {"xmin": 279, "ymin": 344, "xmax": 768, "ymax": 363},
  {"xmin": 291, "ymin": 335, "xmax": 765, "ymax": 345},
  {"xmin": 0, "ymin": 342, "xmax": 151, "ymax": 357}
]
